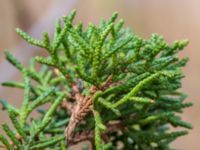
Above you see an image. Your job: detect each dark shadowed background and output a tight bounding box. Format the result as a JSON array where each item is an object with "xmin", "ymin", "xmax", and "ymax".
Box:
[{"xmin": 0, "ymin": 0, "xmax": 199, "ymax": 149}]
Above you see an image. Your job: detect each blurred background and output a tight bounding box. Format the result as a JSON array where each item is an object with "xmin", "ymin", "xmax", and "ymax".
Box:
[{"xmin": 0, "ymin": 0, "xmax": 199, "ymax": 149}]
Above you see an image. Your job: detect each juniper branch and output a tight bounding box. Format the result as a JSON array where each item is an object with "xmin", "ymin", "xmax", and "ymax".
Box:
[{"xmin": 0, "ymin": 10, "xmax": 192, "ymax": 150}]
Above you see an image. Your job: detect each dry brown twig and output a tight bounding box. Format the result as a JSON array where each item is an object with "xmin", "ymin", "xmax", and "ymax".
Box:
[
  {"xmin": 64, "ymin": 83, "xmax": 94, "ymax": 146},
  {"xmin": 64, "ymin": 75, "xmax": 119, "ymax": 146},
  {"xmin": 61, "ymin": 99, "xmax": 74, "ymax": 114}
]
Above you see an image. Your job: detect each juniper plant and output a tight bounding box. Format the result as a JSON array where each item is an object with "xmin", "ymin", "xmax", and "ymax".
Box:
[{"xmin": 0, "ymin": 10, "xmax": 192, "ymax": 150}]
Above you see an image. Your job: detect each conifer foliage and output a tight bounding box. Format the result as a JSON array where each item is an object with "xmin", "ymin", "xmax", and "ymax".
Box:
[{"xmin": 0, "ymin": 11, "xmax": 192, "ymax": 150}]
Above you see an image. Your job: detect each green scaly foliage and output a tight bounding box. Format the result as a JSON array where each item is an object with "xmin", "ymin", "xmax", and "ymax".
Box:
[{"xmin": 0, "ymin": 10, "xmax": 192, "ymax": 150}]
